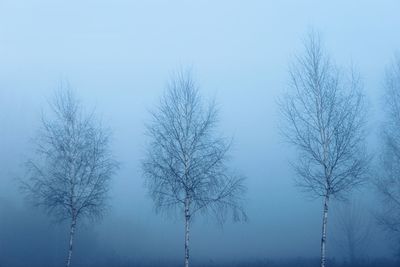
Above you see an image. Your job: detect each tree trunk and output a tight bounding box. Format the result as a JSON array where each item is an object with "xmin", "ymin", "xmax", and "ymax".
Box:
[
  {"xmin": 184, "ymin": 198, "xmax": 190, "ymax": 267},
  {"xmin": 66, "ymin": 218, "xmax": 76, "ymax": 267},
  {"xmin": 320, "ymin": 194, "xmax": 329, "ymax": 267}
]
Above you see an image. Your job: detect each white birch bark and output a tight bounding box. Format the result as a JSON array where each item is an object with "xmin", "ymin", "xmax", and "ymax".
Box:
[
  {"xmin": 320, "ymin": 195, "xmax": 329, "ymax": 267},
  {"xmin": 184, "ymin": 197, "xmax": 190, "ymax": 267},
  {"xmin": 65, "ymin": 219, "xmax": 76, "ymax": 267}
]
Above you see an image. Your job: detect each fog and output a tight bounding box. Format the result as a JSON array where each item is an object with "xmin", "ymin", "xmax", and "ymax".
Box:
[{"xmin": 1, "ymin": 1, "xmax": 400, "ymax": 266}]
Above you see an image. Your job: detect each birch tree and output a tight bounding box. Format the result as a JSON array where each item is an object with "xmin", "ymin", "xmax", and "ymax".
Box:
[
  {"xmin": 279, "ymin": 32, "xmax": 369, "ymax": 267},
  {"xmin": 142, "ymin": 70, "xmax": 246, "ymax": 267},
  {"xmin": 377, "ymin": 56, "xmax": 400, "ymax": 256},
  {"xmin": 23, "ymin": 87, "xmax": 118, "ymax": 267}
]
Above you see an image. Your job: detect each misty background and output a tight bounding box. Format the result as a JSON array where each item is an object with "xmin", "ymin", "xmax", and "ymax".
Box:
[{"xmin": 0, "ymin": 0, "xmax": 399, "ymax": 266}]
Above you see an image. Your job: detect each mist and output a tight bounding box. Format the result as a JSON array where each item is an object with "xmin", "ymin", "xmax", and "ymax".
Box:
[{"xmin": 1, "ymin": 1, "xmax": 400, "ymax": 267}]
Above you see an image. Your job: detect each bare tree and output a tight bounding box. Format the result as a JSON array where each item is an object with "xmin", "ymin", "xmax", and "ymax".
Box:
[
  {"xmin": 22, "ymin": 86, "xmax": 118, "ymax": 267},
  {"xmin": 377, "ymin": 55, "xmax": 400, "ymax": 257},
  {"xmin": 142, "ymin": 70, "xmax": 246, "ymax": 267},
  {"xmin": 279, "ymin": 32, "xmax": 369, "ymax": 267}
]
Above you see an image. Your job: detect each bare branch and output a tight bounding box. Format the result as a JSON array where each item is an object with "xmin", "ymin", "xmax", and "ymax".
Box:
[
  {"xmin": 377, "ymin": 56, "xmax": 400, "ymax": 247},
  {"xmin": 278, "ymin": 32, "xmax": 369, "ymax": 267},
  {"xmin": 142, "ymin": 69, "xmax": 246, "ymax": 221},
  {"xmin": 279, "ymin": 33, "xmax": 368, "ymax": 199},
  {"xmin": 21, "ymin": 84, "xmax": 118, "ymax": 267}
]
